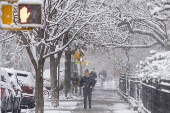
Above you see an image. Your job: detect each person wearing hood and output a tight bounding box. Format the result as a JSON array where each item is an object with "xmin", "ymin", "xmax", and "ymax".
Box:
[{"xmin": 80, "ymin": 69, "xmax": 96, "ymax": 110}]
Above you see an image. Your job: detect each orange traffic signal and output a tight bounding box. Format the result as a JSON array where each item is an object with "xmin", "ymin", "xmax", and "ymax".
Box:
[{"xmin": 18, "ymin": 4, "xmax": 42, "ymax": 27}]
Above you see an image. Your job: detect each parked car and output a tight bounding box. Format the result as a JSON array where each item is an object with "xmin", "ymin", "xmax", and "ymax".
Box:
[
  {"xmin": 43, "ymin": 69, "xmax": 64, "ymax": 91},
  {"xmin": 4, "ymin": 68, "xmax": 22, "ymax": 113},
  {"xmin": 43, "ymin": 69, "xmax": 51, "ymax": 90},
  {"xmin": 0, "ymin": 68, "xmax": 16, "ymax": 113},
  {"xmin": 16, "ymin": 70, "xmax": 35, "ymax": 109}
]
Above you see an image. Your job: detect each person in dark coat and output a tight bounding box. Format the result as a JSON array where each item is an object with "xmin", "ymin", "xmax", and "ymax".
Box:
[
  {"xmin": 71, "ymin": 72, "xmax": 79, "ymax": 93},
  {"xmin": 89, "ymin": 68, "xmax": 97, "ymax": 85},
  {"xmin": 80, "ymin": 69, "xmax": 96, "ymax": 110}
]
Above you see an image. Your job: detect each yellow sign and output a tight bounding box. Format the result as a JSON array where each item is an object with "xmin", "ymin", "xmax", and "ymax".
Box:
[
  {"xmin": 75, "ymin": 59, "xmax": 78, "ymax": 65},
  {"xmin": 83, "ymin": 61, "xmax": 87, "ymax": 66},
  {"xmin": 81, "ymin": 61, "xmax": 87, "ymax": 66},
  {"xmin": 74, "ymin": 52, "xmax": 81, "ymax": 59},
  {"xmin": 1, "ymin": 5, "xmax": 13, "ymax": 25}
]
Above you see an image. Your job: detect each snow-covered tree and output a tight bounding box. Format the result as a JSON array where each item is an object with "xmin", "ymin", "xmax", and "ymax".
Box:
[
  {"xmin": 1, "ymin": 0, "xmax": 106, "ymax": 112},
  {"xmin": 137, "ymin": 50, "xmax": 170, "ymax": 83}
]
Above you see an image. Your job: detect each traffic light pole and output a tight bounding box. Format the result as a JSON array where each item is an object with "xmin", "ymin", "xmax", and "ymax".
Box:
[
  {"xmin": 57, "ymin": 61, "xmax": 60, "ymax": 106},
  {"xmin": 80, "ymin": 61, "xmax": 83, "ymax": 75}
]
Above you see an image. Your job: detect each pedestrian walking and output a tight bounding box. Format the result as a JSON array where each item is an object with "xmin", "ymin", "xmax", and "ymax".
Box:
[
  {"xmin": 71, "ymin": 72, "xmax": 79, "ymax": 93},
  {"xmin": 89, "ymin": 68, "xmax": 97, "ymax": 84},
  {"xmin": 78, "ymin": 74, "xmax": 82, "ymax": 95},
  {"xmin": 80, "ymin": 69, "xmax": 96, "ymax": 110}
]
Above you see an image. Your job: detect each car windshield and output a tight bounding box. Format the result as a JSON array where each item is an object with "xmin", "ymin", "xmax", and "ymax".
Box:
[{"xmin": 17, "ymin": 73, "xmax": 28, "ymax": 77}]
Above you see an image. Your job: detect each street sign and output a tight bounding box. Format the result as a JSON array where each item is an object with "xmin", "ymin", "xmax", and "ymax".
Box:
[
  {"xmin": 74, "ymin": 52, "xmax": 81, "ymax": 59},
  {"xmin": 1, "ymin": 5, "xmax": 13, "ymax": 25},
  {"xmin": 18, "ymin": 4, "xmax": 42, "ymax": 27},
  {"xmin": 75, "ymin": 59, "xmax": 78, "ymax": 65},
  {"xmin": 81, "ymin": 61, "xmax": 87, "ymax": 66}
]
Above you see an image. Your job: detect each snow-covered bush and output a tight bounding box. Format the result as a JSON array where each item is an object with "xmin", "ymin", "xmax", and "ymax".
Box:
[{"xmin": 137, "ymin": 50, "xmax": 170, "ymax": 83}]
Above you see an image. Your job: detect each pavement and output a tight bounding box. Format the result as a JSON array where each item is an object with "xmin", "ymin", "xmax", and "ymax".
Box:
[{"xmin": 21, "ymin": 78, "xmax": 138, "ymax": 113}]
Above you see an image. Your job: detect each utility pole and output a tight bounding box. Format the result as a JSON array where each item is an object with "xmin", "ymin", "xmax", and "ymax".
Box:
[
  {"xmin": 57, "ymin": 61, "xmax": 60, "ymax": 105},
  {"xmin": 80, "ymin": 58, "xmax": 83, "ymax": 76},
  {"xmin": 64, "ymin": 50, "xmax": 71, "ymax": 97}
]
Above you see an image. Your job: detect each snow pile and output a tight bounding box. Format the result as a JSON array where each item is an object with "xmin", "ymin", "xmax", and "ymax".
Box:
[{"xmin": 137, "ymin": 50, "xmax": 170, "ymax": 82}]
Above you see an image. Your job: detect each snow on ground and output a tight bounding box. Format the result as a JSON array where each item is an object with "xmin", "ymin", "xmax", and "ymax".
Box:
[
  {"xmin": 103, "ymin": 78, "xmax": 118, "ymax": 90},
  {"xmin": 19, "ymin": 80, "xmax": 137, "ymax": 113},
  {"xmin": 115, "ymin": 110, "xmax": 138, "ymax": 113},
  {"xmin": 44, "ymin": 111, "xmax": 71, "ymax": 113},
  {"xmin": 112, "ymin": 103, "xmax": 130, "ymax": 110}
]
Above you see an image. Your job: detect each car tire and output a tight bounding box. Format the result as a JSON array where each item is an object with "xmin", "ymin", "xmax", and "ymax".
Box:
[
  {"xmin": 18, "ymin": 108, "xmax": 21, "ymax": 113},
  {"xmin": 12, "ymin": 98, "xmax": 16, "ymax": 113},
  {"xmin": 2, "ymin": 98, "xmax": 8, "ymax": 113},
  {"xmin": 12, "ymin": 98, "xmax": 21, "ymax": 113},
  {"xmin": 28, "ymin": 103, "xmax": 35, "ymax": 109}
]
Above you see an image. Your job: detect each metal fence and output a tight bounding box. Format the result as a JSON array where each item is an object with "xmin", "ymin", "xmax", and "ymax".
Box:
[{"xmin": 119, "ymin": 73, "xmax": 170, "ymax": 113}]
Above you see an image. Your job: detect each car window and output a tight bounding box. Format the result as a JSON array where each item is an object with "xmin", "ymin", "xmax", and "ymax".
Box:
[
  {"xmin": 8, "ymin": 73, "xmax": 12, "ymax": 77},
  {"xmin": 17, "ymin": 73, "xmax": 28, "ymax": 77}
]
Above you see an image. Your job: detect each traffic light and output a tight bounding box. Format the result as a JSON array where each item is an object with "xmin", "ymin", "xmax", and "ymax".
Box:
[{"xmin": 18, "ymin": 4, "xmax": 42, "ymax": 27}]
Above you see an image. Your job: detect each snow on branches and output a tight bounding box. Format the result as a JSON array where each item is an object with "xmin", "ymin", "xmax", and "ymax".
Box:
[{"xmin": 137, "ymin": 50, "xmax": 170, "ymax": 83}]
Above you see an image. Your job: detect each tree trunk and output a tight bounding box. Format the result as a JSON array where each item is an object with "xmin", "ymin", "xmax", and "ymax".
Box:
[
  {"xmin": 50, "ymin": 54, "xmax": 58, "ymax": 107},
  {"xmin": 64, "ymin": 50, "xmax": 71, "ymax": 97},
  {"xmin": 50, "ymin": 50, "xmax": 63, "ymax": 107},
  {"xmin": 35, "ymin": 64, "xmax": 44, "ymax": 113}
]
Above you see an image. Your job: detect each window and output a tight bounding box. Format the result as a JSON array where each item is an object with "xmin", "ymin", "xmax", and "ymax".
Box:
[
  {"xmin": 17, "ymin": 73, "xmax": 28, "ymax": 77},
  {"xmin": 8, "ymin": 73, "xmax": 12, "ymax": 77}
]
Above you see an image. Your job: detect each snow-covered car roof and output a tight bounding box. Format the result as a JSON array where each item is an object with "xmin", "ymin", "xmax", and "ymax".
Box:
[
  {"xmin": 16, "ymin": 70, "xmax": 35, "ymax": 87},
  {"xmin": 3, "ymin": 68, "xmax": 21, "ymax": 90},
  {"xmin": 0, "ymin": 67, "xmax": 16, "ymax": 95}
]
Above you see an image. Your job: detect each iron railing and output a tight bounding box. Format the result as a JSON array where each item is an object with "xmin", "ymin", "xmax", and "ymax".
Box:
[{"xmin": 119, "ymin": 73, "xmax": 170, "ymax": 113}]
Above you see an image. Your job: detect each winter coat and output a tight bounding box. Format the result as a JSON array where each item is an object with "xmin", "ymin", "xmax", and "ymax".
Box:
[
  {"xmin": 80, "ymin": 76, "xmax": 95, "ymax": 94},
  {"xmin": 89, "ymin": 71, "xmax": 97, "ymax": 79},
  {"xmin": 71, "ymin": 75, "xmax": 79, "ymax": 85}
]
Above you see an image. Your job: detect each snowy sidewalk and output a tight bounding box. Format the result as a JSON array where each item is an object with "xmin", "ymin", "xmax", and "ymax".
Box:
[{"xmin": 21, "ymin": 84, "xmax": 137, "ymax": 113}]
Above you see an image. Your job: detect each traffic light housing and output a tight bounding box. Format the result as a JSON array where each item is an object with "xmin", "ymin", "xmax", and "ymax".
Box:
[
  {"xmin": 18, "ymin": 4, "xmax": 42, "ymax": 27},
  {"xmin": 1, "ymin": 5, "xmax": 13, "ymax": 25}
]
